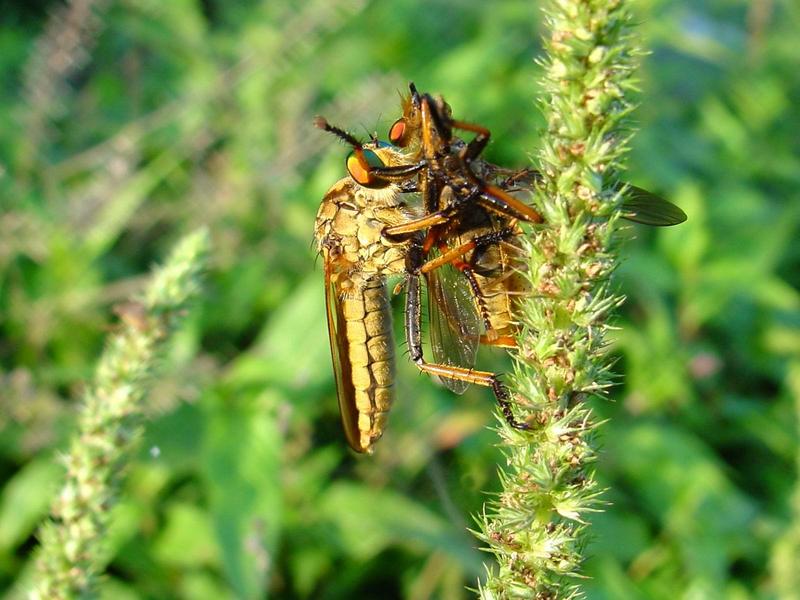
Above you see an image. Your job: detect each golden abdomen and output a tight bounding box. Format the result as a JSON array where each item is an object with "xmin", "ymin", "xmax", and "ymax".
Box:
[{"xmin": 340, "ymin": 277, "xmax": 395, "ymax": 452}]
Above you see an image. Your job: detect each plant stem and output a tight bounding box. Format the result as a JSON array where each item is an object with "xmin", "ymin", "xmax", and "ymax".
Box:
[
  {"xmin": 30, "ymin": 229, "xmax": 210, "ymax": 600},
  {"xmin": 478, "ymin": 1, "xmax": 640, "ymax": 597}
]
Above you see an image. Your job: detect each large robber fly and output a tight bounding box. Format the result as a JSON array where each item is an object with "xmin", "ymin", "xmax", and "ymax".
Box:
[{"xmin": 313, "ymin": 124, "xmax": 421, "ymax": 453}]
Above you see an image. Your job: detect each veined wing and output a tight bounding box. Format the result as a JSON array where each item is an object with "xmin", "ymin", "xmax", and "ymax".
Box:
[
  {"xmin": 619, "ymin": 184, "xmax": 687, "ymax": 226},
  {"xmin": 324, "ymin": 265, "xmax": 363, "ymax": 453},
  {"xmin": 425, "ymin": 252, "xmax": 480, "ymax": 395}
]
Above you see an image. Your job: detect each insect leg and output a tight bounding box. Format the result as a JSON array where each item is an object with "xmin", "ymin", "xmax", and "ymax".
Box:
[
  {"xmin": 417, "ymin": 225, "xmax": 520, "ymax": 345},
  {"xmin": 474, "ymin": 182, "xmax": 544, "ymax": 223},
  {"xmin": 457, "ymin": 267, "xmax": 494, "ymax": 336},
  {"xmin": 449, "ymin": 118, "xmax": 491, "ymax": 162},
  {"xmin": 404, "ymin": 269, "xmax": 530, "ymax": 430},
  {"xmin": 418, "ymin": 227, "xmax": 516, "ymax": 275},
  {"xmin": 366, "ymin": 162, "xmax": 426, "ymax": 182},
  {"xmin": 382, "ymin": 212, "xmax": 451, "ymax": 239}
]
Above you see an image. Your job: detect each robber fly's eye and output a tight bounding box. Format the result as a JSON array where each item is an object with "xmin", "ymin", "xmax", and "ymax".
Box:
[
  {"xmin": 388, "ymin": 119, "xmax": 407, "ymax": 146},
  {"xmin": 346, "ymin": 149, "xmax": 388, "ymax": 189}
]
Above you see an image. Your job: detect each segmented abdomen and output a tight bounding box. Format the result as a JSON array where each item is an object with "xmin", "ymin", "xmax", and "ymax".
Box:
[{"xmin": 341, "ymin": 277, "xmax": 395, "ymax": 452}]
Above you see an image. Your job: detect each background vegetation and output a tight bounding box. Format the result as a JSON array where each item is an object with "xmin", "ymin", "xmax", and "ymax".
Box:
[{"xmin": 1, "ymin": 0, "xmax": 798, "ymax": 598}]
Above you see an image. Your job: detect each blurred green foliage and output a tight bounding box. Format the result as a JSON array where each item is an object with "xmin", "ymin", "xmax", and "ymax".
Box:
[{"xmin": 1, "ymin": 0, "xmax": 798, "ymax": 598}]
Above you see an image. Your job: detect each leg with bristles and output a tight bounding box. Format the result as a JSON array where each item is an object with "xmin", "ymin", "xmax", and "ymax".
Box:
[{"xmin": 404, "ymin": 269, "xmax": 530, "ymax": 430}]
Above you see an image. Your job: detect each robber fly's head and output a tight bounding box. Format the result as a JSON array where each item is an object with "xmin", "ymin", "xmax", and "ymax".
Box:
[
  {"xmin": 388, "ymin": 82, "xmax": 453, "ymax": 151},
  {"xmin": 388, "ymin": 82, "xmax": 421, "ymax": 148},
  {"xmin": 315, "ymin": 116, "xmax": 400, "ymax": 189}
]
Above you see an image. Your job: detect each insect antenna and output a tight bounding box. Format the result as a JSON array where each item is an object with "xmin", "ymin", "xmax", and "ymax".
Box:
[{"xmin": 314, "ymin": 116, "xmax": 363, "ymax": 149}]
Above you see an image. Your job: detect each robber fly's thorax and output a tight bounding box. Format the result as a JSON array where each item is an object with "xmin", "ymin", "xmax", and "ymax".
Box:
[
  {"xmin": 315, "ymin": 179, "xmax": 419, "ymax": 280},
  {"xmin": 314, "ymin": 143, "xmax": 421, "ymax": 283}
]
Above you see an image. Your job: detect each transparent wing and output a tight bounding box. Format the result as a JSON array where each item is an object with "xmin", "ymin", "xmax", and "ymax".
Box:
[
  {"xmin": 324, "ymin": 266, "xmax": 364, "ymax": 453},
  {"xmin": 425, "ymin": 253, "xmax": 480, "ymax": 395},
  {"xmin": 619, "ymin": 184, "xmax": 687, "ymax": 226}
]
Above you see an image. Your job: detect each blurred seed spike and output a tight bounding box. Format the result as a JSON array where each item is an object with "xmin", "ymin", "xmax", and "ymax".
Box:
[
  {"xmin": 20, "ymin": 0, "xmax": 110, "ymax": 170},
  {"xmin": 29, "ymin": 229, "xmax": 210, "ymax": 599}
]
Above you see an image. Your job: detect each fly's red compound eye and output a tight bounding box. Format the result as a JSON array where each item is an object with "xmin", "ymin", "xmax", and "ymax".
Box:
[{"xmin": 388, "ymin": 119, "xmax": 407, "ymax": 145}]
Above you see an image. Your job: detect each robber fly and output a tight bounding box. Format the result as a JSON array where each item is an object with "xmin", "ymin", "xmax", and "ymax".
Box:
[
  {"xmin": 381, "ymin": 83, "xmax": 687, "ymax": 347},
  {"xmin": 313, "ymin": 119, "xmax": 421, "ymax": 453}
]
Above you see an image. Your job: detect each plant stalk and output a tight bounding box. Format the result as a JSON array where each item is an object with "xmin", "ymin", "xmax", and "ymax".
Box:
[
  {"xmin": 30, "ymin": 229, "xmax": 210, "ymax": 599},
  {"xmin": 478, "ymin": 1, "xmax": 640, "ymax": 597}
]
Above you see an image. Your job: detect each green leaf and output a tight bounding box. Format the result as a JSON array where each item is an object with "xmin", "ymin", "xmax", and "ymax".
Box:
[
  {"xmin": 319, "ymin": 482, "xmax": 483, "ymax": 575},
  {"xmin": 153, "ymin": 502, "xmax": 219, "ymax": 568},
  {"xmin": 226, "ymin": 275, "xmax": 330, "ymax": 391},
  {"xmin": 203, "ymin": 391, "xmax": 283, "ymax": 599},
  {"xmin": 0, "ymin": 457, "xmax": 61, "ymax": 553}
]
